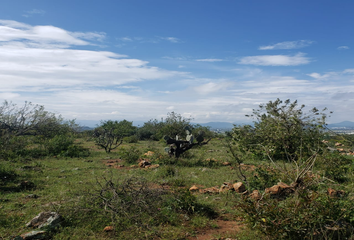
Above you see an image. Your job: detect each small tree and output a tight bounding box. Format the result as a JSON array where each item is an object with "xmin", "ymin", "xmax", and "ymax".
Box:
[
  {"xmin": 93, "ymin": 120, "xmax": 136, "ymax": 153},
  {"xmin": 164, "ymin": 126, "xmax": 211, "ymax": 158},
  {"xmin": 0, "ymin": 101, "xmax": 81, "ymax": 159},
  {"xmin": 232, "ymin": 98, "xmax": 331, "ymax": 162}
]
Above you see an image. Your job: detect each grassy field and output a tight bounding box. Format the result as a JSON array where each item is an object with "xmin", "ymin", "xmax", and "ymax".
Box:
[{"xmin": 1, "ymin": 136, "xmax": 354, "ymax": 239}]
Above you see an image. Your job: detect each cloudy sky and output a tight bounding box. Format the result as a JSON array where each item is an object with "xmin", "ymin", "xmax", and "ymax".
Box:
[{"xmin": 1, "ymin": 0, "xmax": 353, "ymax": 125}]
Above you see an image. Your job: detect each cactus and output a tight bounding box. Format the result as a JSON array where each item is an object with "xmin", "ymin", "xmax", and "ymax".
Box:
[{"xmin": 164, "ymin": 127, "xmax": 211, "ymax": 158}]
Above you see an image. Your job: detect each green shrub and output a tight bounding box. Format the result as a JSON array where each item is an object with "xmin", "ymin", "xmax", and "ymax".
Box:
[
  {"xmin": 316, "ymin": 152, "xmax": 352, "ymax": 183},
  {"xmin": 123, "ymin": 135, "xmax": 139, "ymax": 143},
  {"xmin": 60, "ymin": 145, "xmax": 90, "ymax": 158},
  {"xmin": 45, "ymin": 134, "xmax": 75, "ymax": 156},
  {"xmin": 237, "ymin": 189, "xmax": 354, "ymax": 239},
  {"xmin": 119, "ymin": 146, "xmax": 141, "ymax": 164},
  {"xmin": 248, "ymin": 166, "xmax": 282, "ymax": 191}
]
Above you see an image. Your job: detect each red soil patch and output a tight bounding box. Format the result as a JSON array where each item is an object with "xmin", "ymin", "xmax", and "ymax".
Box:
[
  {"xmin": 188, "ymin": 219, "xmax": 244, "ymax": 240},
  {"xmin": 101, "ymin": 158, "xmax": 130, "ymax": 169}
]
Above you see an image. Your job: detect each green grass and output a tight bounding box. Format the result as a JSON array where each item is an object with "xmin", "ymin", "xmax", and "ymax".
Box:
[{"xmin": 1, "ymin": 137, "xmax": 354, "ymax": 239}]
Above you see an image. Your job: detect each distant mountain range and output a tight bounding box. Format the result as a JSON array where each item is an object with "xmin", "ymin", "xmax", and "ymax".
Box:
[
  {"xmin": 76, "ymin": 120, "xmax": 354, "ymax": 131},
  {"xmin": 327, "ymin": 121, "xmax": 354, "ymax": 129}
]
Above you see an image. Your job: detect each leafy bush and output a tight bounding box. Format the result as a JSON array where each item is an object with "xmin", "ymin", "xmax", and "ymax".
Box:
[
  {"xmin": 232, "ymin": 99, "xmax": 330, "ymax": 162},
  {"xmin": 238, "ymin": 189, "xmax": 354, "ymax": 239},
  {"xmin": 45, "ymin": 134, "xmax": 75, "ymax": 156},
  {"xmin": 119, "ymin": 146, "xmax": 141, "ymax": 164},
  {"xmin": 60, "ymin": 145, "xmax": 90, "ymax": 158},
  {"xmin": 248, "ymin": 166, "xmax": 281, "ymax": 191},
  {"xmin": 316, "ymin": 152, "xmax": 352, "ymax": 183},
  {"xmin": 123, "ymin": 135, "xmax": 139, "ymax": 143}
]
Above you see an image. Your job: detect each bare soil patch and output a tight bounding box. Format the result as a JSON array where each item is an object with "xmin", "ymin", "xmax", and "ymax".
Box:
[{"xmin": 188, "ymin": 219, "xmax": 244, "ymax": 240}]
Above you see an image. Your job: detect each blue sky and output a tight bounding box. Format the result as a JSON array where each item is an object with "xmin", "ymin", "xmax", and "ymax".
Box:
[{"xmin": 1, "ymin": 0, "xmax": 353, "ymax": 125}]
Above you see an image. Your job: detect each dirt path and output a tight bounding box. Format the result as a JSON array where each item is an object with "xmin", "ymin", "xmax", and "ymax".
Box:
[{"xmin": 188, "ymin": 219, "xmax": 244, "ymax": 240}]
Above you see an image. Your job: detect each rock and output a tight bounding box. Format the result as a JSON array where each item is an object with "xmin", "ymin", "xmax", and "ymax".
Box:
[
  {"xmin": 222, "ymin": 162, "xmax": 231, "ymax": 166},
  {"xmin": 335, "ymin": 142, "xmax": 343, "ymax": 146},
  {"xmin": 138, "ymin": 159, "xmax": 151, "ymax": 168},
  {"xmin": 219, "ymin": 182, "xmax": 234, "ymax": 192},
  {"xmin": 249, "ymin": 190, "xmax": 261, "ymax": 201},
  {"xmin": 265, "ymin": 185, "xmax": 281, "ymax": 195},
  {"xmin": 265, "ymin": 182, "xmax": 294, "ymax": 196},
  {"xmin": 189, "ymin": 185, "xmax": 199, "ymax": 192},
  {"xmin": 20, "ymin": 230, "xmax": 47, "ymax": 240},
  {"xmin": 328, "ymin": 188, "xmax": 345, "ymax": 198},
  {"xmin": 146, "ymin": 164, "xmax": 159, "ymax": 169},
  {"xmin": 200, "ymin": 187, "xmax": 219, "ymax": 194},
  {"xmin": 143, "ymin": 151, "xmax": 154, "ymax": 156},
  {"xmin": 26, "ymin": 212, "xmax": 63, "ymax": 230},
  {"xmin": 103, "ymin": 226, "xmax": 114, "ymax": 232},
  {"xmin": 233, "ymin": 182, "xmax": 246, "ymax": 193}
]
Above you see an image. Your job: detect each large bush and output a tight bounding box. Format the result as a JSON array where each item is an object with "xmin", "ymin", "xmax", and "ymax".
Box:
[{"xmin": 232, "ymin": 99, "xmax": 331, "ymax": 162}]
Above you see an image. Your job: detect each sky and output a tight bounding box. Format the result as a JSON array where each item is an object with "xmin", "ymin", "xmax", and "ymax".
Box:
[{"xmin": 0, "ymin": 0, "xmax": 353, "ymax": 126}]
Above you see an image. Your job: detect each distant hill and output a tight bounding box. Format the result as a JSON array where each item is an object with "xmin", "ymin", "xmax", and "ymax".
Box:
[
  {"xmin": 198, "ymin": 122, "xmax": 252, "ymax": 130},
  {"xmin": 327, "ymin": 121, "xmax": 354, "ymax": 129}
]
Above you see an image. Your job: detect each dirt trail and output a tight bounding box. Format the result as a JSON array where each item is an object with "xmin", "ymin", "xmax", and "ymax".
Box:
[{"xmin": 188, "ymin": 219, "xmax": 244, "ymax": 240}]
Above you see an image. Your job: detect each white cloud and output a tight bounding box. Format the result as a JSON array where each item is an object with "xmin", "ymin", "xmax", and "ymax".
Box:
[
  {"xmin": 1, "ymin": 20, "xmax": 354, "ymax": 123},
  {"xmin": 259, "ymin": 40, "xmax": 314, "ymax": 50},
  {"xmin": 0, "ymin": 20, "xmax": 184, "ymax": 94},
  {"xmin": 117, "ymin": 36, "xmax": 181, "ymax": 44},
  {"xmin": 196, "ymin": 59, "xmax": 223, "ymax": 62},
  {"xmin": 119, "ymin": 37, "xmax": 133, "ymax": 42},
  {"xmin": 337, "ymin": 46, "xmax": 349, "ymax": 50},
  {"xmin": 71, "ymin": 32, "xmax": 106, "ymax": 42},
  {"xmin": 0, "ymin": 21, "xmax": 91, "ymax": 46},
  {"xmin": 194, "ymin": 81, "xmax": 233, "ymax": 95},
  {"xmin": 162, "ymin": 37, "xmax": 180, "ymax": 43},
  {"xmin": 308, "ymin": 69, "xmax": 354, "ymax": 80},
  {"xmin": 344, "ymin": 69, "xmax": 354, "ymax": 74},
  {"xmin": 23, "ymin": 9, "xmax": 46, "ymax": 17},
  {"xmin": 239, "ymin": 53, "xmax": 310, "ymax": 66}
]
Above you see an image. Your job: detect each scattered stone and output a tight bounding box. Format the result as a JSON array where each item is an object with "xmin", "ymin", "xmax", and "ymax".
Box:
[
  {"xmin": 265, "ymin": 182, "xmax": 295, "ymax": 196},
  {"xmin": 233, "ymin": 182, "xmax": 246, "ymax": 193},
  {"xmin": 146, "ymin": 164, "xmax": 159, "ymax": 169},
  {"xmin": 219, "ymin": 182, "xmax": 234, "ymax": 192},
  {"xmin": 249, "ymin": 190, "xmax": 261, "ymax": 201},
  {"xmin": 20, "ymin": 230, "xmax": 47, "ymax": 240},
  {"xmin": 26, "ymin": 211, "xmax": 63, "ymax": 230},
  {"xmin": 265, "ymin": 185, "xmax": 281, "ymax": 195},
  {"xmin": 327, "ymin": 188, "xmax": 345, "ymax": 198},
  {"xmin": 200, "ymin": 187, "xmax": 219, "ymax": 194},
  {"xmin": 103, "ymin": 226, "xmax": 114, "ymax": 232},
  {"xmin": 72, "ymin": 168, "xmax": 79, "ymax": 171},
  {"xmin": 138, "ymin": 159, "xmax": 151, "ymax": 168},
  {"xmin": 189, "ymin": 185, "xmax": 199, "ymax": 192},
  {"xmin": 143, "ymin": 151, "xmax": 154, "ymax": 156},
  {"xmin": 130, "ymin": 165, "xmax": 138, "ymax": 168},
  {"xmin": 222, "ymin": 162, "xmax": 231, "ymax": 166},
  {"xmin": 335, "ymin": 142, "xmax": 343, "ymax": 147}
]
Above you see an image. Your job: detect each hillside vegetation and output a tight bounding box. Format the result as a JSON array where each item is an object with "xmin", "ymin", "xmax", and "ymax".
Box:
[{"xmin": 1, "ymin": 99, "xmax": 354, "ymax": 240}]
